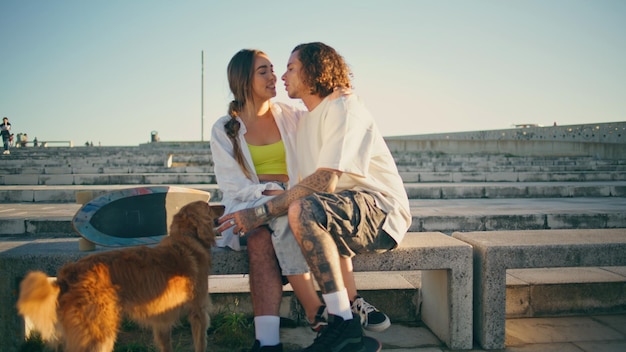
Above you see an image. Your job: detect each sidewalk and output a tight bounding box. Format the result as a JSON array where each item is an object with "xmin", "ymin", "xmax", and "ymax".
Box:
[{"xmin": 277, "ymin": 314, "xmax": 626, "ymax": 351}]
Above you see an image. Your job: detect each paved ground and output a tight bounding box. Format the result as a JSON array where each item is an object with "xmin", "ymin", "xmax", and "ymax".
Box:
[{"xmin": 277, "ymin": 313, "xmax": 626, "ymax": 351}]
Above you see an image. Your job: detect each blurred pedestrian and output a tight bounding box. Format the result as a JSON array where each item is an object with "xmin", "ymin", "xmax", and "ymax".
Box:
[{"xmin": 1, "ymin": 117, "xmax": 11, "ymax": 154}]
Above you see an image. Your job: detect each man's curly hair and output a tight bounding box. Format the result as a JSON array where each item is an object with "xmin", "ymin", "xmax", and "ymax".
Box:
[{"xmin": 292, "ymin": 42, "xmax": 352, "ymax": 98}]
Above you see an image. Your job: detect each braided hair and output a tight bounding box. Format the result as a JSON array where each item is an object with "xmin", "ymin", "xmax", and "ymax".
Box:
[{"xmin": 225, "ymin": 49, "xmax": 266, "ymax": 179}]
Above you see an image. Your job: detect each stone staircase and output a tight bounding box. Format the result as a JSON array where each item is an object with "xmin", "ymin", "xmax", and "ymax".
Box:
[{"xmin": 0, "ymin": 141, "xmax": 625, "ymax": 326}]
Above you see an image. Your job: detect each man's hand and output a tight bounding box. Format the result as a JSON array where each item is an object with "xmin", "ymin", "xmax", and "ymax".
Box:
[
  {"xmin": 216, "ymin": 207, "xmax": 266, "ymax": 236},
  {"xmin": 215, "ymin": 169, "xmax": 340, "ymax": 236}
]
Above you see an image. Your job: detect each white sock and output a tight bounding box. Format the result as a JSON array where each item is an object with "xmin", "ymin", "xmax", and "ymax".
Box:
[
  {"xmin": 254, "ymin": 315, "xmax": 281, "ymax": 347},
  {"xmin": 322, "ymin": 288, "xmax": 353, "ymax": 321}
]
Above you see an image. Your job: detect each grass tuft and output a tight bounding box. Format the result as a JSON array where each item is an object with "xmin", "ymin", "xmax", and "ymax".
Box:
[
  {"xmin": 18, "ymin": 332, "xmax": 54, "ymax": 352},
  {"xmin": 209, "ymin": 300, "xmax": 255, "ymax": 349}
]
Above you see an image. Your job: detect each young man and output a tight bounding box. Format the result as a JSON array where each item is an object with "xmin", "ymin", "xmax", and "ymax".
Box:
[{"xmin": 218, "ymin": 42, "xmax": 411, "ymax": 351}]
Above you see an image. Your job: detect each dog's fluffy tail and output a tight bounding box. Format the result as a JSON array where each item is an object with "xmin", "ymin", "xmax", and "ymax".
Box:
[{"xmin": 17, "ymin": 271, "xmax": 61, "ymax": 341}]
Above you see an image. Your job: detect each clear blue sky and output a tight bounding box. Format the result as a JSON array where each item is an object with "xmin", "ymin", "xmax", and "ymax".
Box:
[{"xmin": 1, "ymin": 0, "xmax": 625, "ymax": 146}]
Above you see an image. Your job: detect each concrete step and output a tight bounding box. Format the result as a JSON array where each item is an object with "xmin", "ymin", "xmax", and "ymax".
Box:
[
  {"xmin": 401, "ymin": 171, "xmax": 626, "ymax": 182},
  {"xmin": 209, "ymin": 268, "xmax": 626, "ymax": 325},
  {"xmin": 2, "ymin": 148, "xmax": 624, "ymax": 176},
  {"xmin": 5, "ymin": 144, "xmax": 625, "ymax": 164},
  {"xmin": 209, "ymin": 272, "xmax": 420, "ymax": 325},
  {"xmin": 405, "ymin": 181, "xmax": 626, "ymax": 199},
  {"xmin": 1, "ymin": 170, "xmax": 624, "ymax": 185},
  {"xmin": 506, "ymin": 267, "xmax": 626, "ymax": 318},
  {"xmin": 0, "ymin": 173, "xmax": 218, "ymax": 186},
  {"xmin": 397, "ymin": 164, "xmax": 626, "ymax": 173},
  {"xmin": 2, "ymin": 161, "xmax": 624, "ymax": 173},
  {"xmin": 410, "ymin": 197, "xmax": 626, "ymax": 234},
  {"xmin": 1, "ymin": 197, "xmax": 624, "ymax": 236},
  {"xmin": 0, "ymin": 184, "xmax": 221, "ymax": 203},
  {"xmin": 0, "ymin": 181, "xmax": 624, "ymax": 203},
  {"xmin": 0, "ymin": 165, "xmax": 215, "ymax": 174}
]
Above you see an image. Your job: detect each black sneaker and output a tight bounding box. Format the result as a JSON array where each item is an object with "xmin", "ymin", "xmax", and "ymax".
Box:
[
  {"xmin": 299, "ymin": 313, "xmax": 364, "ymax": 352},
  {"xmin": 351, "ymin": 296, "xmax": 391, "ymax": 332},
  {"xmin": 307, "ymin": 305, "xmax": 328, "ymax": 332},
  {"xmin": 250, "ymin": 340, "xmax": 283, "ymax": 352}
]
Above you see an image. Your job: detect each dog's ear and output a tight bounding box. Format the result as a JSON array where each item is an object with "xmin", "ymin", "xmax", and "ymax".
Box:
[
  {"xmin": 170, "ymin": 201, "xmax": 219, "ymax": 248},
  {"xmin": 190, "ymin": 201, "xmax": 218, "ymax": 246},
  {"xmin": 194, "ymin": 203, "xmax": 218, "ymax": 247},
  {"xmin": 210, "ymin": 205, "xmax": 225, "ymax": 218},
  {"xmin": 170, "ymin": 201, "xmax": 209, "ymax": 237},
  {"xmin": 170, "ymin": 205, "xmax": 192, "ymax": 237}
]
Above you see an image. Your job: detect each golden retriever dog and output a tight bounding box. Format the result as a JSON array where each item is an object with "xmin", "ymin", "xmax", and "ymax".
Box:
[{"xmin": 17, "ymin": 200, "xmax": 224, "ymax": 352}]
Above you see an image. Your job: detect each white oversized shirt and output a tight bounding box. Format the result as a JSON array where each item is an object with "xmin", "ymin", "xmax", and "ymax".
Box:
[
  {"xmin": 210, "ymin": 102, "xmax": 303, "ymax": 249},
  {"xmin": 296, "ymin": 95, "xmax": 412, "ymax": 245}
]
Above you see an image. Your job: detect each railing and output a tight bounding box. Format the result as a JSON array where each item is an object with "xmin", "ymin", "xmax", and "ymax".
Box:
[{"xmin": 14, "ymin": 141, "xmax": 74, "ymax": 148}]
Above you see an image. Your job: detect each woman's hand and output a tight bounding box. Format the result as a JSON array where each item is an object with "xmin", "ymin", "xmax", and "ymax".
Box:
[
  {"xmin": 262, "ymin": 189, "xmax": 285, "ymax": 196},
  {"xmin": 328, "ymin": 86, "xmax": 352, "ymax": 100}
]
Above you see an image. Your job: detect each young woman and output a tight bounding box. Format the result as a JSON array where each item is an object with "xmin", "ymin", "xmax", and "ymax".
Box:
[{"xmin": 211, "ymin": 49, "xmax": 388, "ymax": 352}]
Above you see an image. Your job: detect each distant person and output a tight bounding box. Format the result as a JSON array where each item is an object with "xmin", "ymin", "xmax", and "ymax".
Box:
[
  {"xmin": 20, "ymin": 133, "xmax": 28, "ymax": 148},
  {"xmin": 33, "ymin": 137, "xmax": 38, "ymax": 147},
  {"xmin": 1, "ymin": 117, "xmax": 11, "ymax": 154}
]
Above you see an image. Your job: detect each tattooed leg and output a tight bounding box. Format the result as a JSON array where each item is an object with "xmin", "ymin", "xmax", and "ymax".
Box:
[{"xmin": 289, "ymin": 198, "xmax": 345, "ymax": 294}]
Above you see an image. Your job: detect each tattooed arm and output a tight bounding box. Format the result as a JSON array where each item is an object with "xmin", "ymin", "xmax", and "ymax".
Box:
[
  {"xmin": 266, "ymin": 168, "xmax": 339, "ymax": 217},
  {"xmin": 216, "ymin": 168, "xmax": 341, "ymax": 234}
]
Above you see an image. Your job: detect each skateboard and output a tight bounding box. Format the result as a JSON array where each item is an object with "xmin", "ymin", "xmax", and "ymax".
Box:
[
  {"xmin": 363, "ymin": 335, "xmax": 382, "ymax": 352},
  {"xmin": 72, "ymin": 186, "xmax": 212, "ymax": 247}
]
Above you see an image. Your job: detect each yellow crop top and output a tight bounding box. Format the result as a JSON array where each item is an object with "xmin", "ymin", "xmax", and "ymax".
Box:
[{"xmin": 247, "ymin": 140, "xmax": 287, "ymax": 175}]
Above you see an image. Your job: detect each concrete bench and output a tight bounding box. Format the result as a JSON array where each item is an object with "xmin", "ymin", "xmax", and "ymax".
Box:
[
  {"xmin": 452, "ymin": 228, "xmax": 626, "ymax": 350},
  {"xmin": 0, "ymin": 231, "xmax": 473, "ymax": 351}
]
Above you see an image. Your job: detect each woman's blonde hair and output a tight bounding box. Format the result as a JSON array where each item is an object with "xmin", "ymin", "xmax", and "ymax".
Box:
[{"xmin": 224, "ymin": 49, "xmax": 266, "ymax": 179}]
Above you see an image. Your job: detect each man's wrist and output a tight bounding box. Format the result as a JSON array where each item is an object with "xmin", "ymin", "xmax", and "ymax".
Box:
[{"xmin": 254, "ymin": 203, "xmax": 270, "ymax": 221}]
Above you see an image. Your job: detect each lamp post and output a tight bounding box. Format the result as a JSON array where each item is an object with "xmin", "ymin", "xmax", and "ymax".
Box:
[{"xmin": 201, "ymin": 50, "xmax": 205, "ymax": 142}]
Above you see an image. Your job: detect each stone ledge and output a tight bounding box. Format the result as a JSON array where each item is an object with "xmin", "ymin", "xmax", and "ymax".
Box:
[
  {"xmin": 453, "ymin": 228, "xmax": 626, "ymax": 350},
  {"xmin": 0, "ymin": 232, "xmax": 473, "ymax": 351}
]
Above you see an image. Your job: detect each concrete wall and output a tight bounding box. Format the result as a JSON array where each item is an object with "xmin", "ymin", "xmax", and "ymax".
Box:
[{"xmin": 385, "ymin": 122, "xmax": 626, "ymax": 159}]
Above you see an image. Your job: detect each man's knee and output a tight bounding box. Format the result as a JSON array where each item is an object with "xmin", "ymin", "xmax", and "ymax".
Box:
[
  {"xmin": 288, "ymin": 199, "xmax": 320, "ymax": 232},
  {"xmin": 288, "ymin": 197, "xmax": 326, "ymax": 236},
  {"xmin": 287, "ymin": 200, "xmax": 303, "ymax": 226}
]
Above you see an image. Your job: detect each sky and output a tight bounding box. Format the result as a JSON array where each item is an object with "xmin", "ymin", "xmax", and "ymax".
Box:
[{"xmin": 1, "ymin": 0, "xmax": 625, "ymax": 146}]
